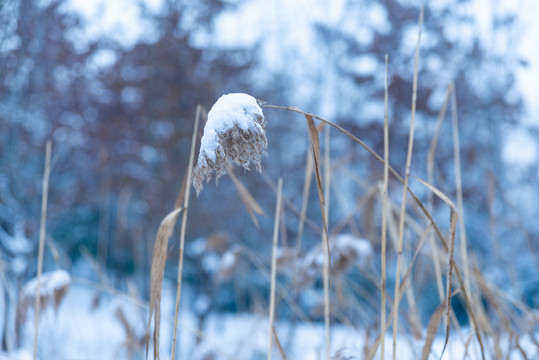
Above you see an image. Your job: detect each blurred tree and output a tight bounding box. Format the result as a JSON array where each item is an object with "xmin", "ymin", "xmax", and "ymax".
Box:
[
  {"xmin": 0, "ymin": 0, "xmax": 258, "ymax": 346},
  {"xmin": 0, "ymin": 0, "xmax": 99, "ymax": 349}
]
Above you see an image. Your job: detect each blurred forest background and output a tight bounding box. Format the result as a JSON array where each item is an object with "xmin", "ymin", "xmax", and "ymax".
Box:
[{"xmin": 0, "ymin": 0, "xmax": 538, "ymax": 356}]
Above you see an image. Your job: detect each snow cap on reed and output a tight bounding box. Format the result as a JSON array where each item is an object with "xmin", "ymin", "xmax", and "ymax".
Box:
[{"xmin": 193, "ymin": 93, "xmax": 267, "ymax": 195}]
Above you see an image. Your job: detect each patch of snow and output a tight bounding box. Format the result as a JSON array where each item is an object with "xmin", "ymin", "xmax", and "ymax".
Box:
[
  {"xmin": 21, "ymin": 270, "xmax": 71, "ymax": 299},
  {"xmin": 333, "ymin": 234, "xmax": 373, "ymax": 265},
  {"xmin": 10, "ymin": 278, "xmax": 538, "ymax": 359}
]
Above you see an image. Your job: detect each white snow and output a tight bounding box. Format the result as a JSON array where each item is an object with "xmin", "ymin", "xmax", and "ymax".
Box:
[
  {"xmin": 20, "ymin": 270, "xmax": 71, "ymax": 299},
  {"xmin": 198, "ymin": 93, "xmax": 264, "ymax": 163},
  {"xmin": 308, "ymin": 234, "xmax": 373, "ymax": 270},
  {"xmin": 10, "ymin": 279, "xmax": 538, "ymax": 359},
  {"xmin": 333, "ymin": 233, "xmax": 374, "ymax": 266}
]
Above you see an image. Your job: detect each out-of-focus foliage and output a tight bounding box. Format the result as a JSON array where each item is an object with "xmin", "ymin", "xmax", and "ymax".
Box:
[
  {"xmin": 0, "ymin": 0, "xmax": 255, "ymax": 349},
  {"xmin": 0, "ymin": 0, "xmax": 253, "ymax": 271}
]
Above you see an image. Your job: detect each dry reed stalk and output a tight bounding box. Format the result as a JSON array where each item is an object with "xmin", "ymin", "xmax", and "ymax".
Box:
[
  {"xmin": 392, "ymin": 7, "xmax": 423, "ymax": 360},
  {"xmin": 304, "ymin": 114, "xmax": 332, "ymax": 360},
  {"xmin": 421, "ymin": 302, "xmax": 445, "ymax": 360},
  {"xmin": 380, "ymin": 54, "xmax": 389, "ymax": 360},
  {"xmin": 450, "ymin": 85, "xmax": 472, "ymax": 305},
  {"xmin": 305, "ymin": 114, "xmax": 327, "ymax": 229},
  {"xmin": 33, "ymin": 140, "xmax": 51, "ymax": 360},
  {"xmin": 146, "ymin": 207, "xmax": 183, "ymax": 360},
  {"xmin": 427, "ymin": 84, "xmax": 452, "ymax": 305},
  {"xmin": 267, "ymin": 178, "xmax": 283, "ymax": 360},
  {"xmin": 450, "ymin": 86, "xmax": 486, "ymax": 360},
  {"xmin": 171, "ymin": 105, "xmax": 201, "ymax": 360},
  {"xmin": 365, "ymin": 224, "xmax": 431, "ymax": 360},
  {"xmin": 273, "ymin": 327, "xmax": 287, "ymax": 360},
  {"xmin": 323, "ymin": 125, "xmax": 331, "ymax": 360},
  {"xmin": 441, "ymin": 209, "xmax": 458, "ymax": 358}
]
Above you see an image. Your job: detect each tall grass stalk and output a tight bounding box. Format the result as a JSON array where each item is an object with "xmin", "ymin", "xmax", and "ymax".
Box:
[
  {"xmin": 392, "ymin": 7, "xmax": 423, "ymax": 360},
  {"xmin": 323, "ymin": 125, "xmax": 331, "ymax": 360},
  {"xmin": 427, "ymin": 84, "xmax": 452, "ymax": 306},
  {"xmin": 450, "ymin": 86, "xmax": 486, "ymax": 358},
  {"xmin": 171, "ymin": 105, "xmax": 201, "ymax": 359},
  {"xmin": 450, "ymin": 86, "xmax": 471, "ymax": 301},
  {"xmin": 380, "ymin": 54, "xmax": 389, "ymax": 360},
  {"xmin": 268, "ymin": 178, "xmax": 283, "ymax": 360},
  {"xmin": 33, "ymin": 140, "xmax": 52, "ymax": 360}
]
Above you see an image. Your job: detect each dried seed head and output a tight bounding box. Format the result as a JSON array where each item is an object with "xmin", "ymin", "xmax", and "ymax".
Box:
[{"xmin": 192, "ymin": 93, "xmax": 267, "ymax": 195}]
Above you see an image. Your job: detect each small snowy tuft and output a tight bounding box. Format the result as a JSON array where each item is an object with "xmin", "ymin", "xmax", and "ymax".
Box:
[
  {"xmin": 303, "ymin": 234, "xmax": 373, "ymax": 276},
  {"xmin": 20, "ymin": 270, "xmax": 71, "ymax": 299},
  {"xmin": 17, "ymin": 270, "xmax": 71, "ymax": 325},
  {"xmin": 192, "ymin": 93, "xmax": 267, "ymax": 195}
]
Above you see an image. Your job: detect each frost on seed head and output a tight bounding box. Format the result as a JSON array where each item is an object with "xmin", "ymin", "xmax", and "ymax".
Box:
[{"xmin": 192, "ymin": 93, "xmax": 267, "ymax": 195}]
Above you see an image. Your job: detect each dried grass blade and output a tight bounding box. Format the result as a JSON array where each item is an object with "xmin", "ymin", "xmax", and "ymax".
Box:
[
  {"xmin": 410, "ymin": 174, "xmax": 459, "ymax": 358},
  {"xmin": 380, "ymin": 54, "xmax": 389, "ymax": 360},
  {"xmin": 305, "ymin": 114, "xmax": 331, "ymax": 359},
  {"xmin": 305, "ymin": 114, "xmax": 325, "ymax": 209},
  {"xmin": 323, "ymin": 125, "xmax": 331, "ymax": 360},
  {"xmin": 146, "ymin": 207, "xmax": 183, "ymax": 360},
  {"xmin": 171, "ymin": 105, "xmax": 201, "ymax": 359},
  {"xmin": 268, "ymin": 178, "xmax": 283, "ymax": 360},
  {"xmin": 273, "ymin": 327, "xmax": 287, "ymax": 360},
  {"xmin": 412, "ymin": 176, "xmax": 457, "ymax": 211},
  {"xmin": 415, "ymin": 177, "xmax": 485, "ymax": 359},
  {"xmin": 228, "ymin": 168, "xmax": 265, "ymax": 228},
  {"xmin": 421, "ymin": 302, "xmax": 445, "ymax": 360},
  {"xmin": 440, "ymin": 209, "xmax": 458, "ymax": 359},
  {"xmin": 427, "ymin": 84, "xmax": 452, "ymax": 306},
  {"xmin": 296, "ymin": 142, "xmax": 314, "ymax": 250},
  {"xmin": 33, "ymin": 140, "xmax": 52, "ymax": 360},
  {"xmin": 304, "ymin": 113, "xmax": 331, "ymax": 270},
  {"xmin": 450, "ymin": 85, "xmax": 485, "ymax": 360}
]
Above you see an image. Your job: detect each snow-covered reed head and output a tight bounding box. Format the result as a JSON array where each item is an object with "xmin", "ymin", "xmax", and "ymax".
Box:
[{"xmin": 193, "ymin": 93, "xmax": 267, "ymax": 195}]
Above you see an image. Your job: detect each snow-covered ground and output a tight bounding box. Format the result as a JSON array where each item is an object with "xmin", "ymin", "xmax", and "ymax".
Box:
[{"xmin": 8, "ymin": 278, "xmax": 538, "ymax": 360}]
